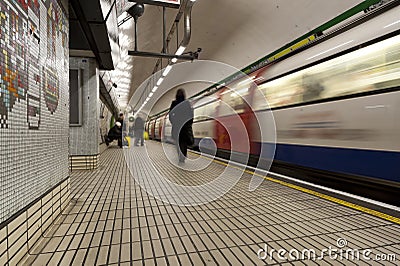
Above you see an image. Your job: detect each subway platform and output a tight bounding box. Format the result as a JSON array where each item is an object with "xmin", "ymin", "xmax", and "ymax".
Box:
[{"xmin": 22, "ymin": 141, "xmax": 400, "ymax": 265}]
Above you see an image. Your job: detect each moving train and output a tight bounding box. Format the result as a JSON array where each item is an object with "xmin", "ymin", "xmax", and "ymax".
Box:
[{"xmin": 146, "ymin": 2, "xmax": 400, "ymax": 205}]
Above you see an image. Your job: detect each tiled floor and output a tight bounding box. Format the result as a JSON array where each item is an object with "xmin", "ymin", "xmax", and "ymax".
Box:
[{"xmin": 22, "ymin": 141, "xmax": 400, "ymax": 265}]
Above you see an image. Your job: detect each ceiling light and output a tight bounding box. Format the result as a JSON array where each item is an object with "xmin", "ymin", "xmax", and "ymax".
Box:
[
  {"xmin": 149, "ymin": 92, "xmax": 154, "ymax": 97},
  {"xmin": 175, "ymin": 46, "xmax": 186, "ymax": 56},
  {"xmin": 152, "ymin": 86, "xmax": 158, "ymax": 93},
  {"xmin": 162, "ymin": 65, "xmax": 172, "ymax": 76},
  {"xmin": 156, "ymin": 78, "xmax": 164, "ymax": 86},
  {"xmin": 171, "ymin": 58, "xmax": 178, "ymax": 63},
  {"xmin": 127, "ymin": 4, "xmax": 145, "ymax": 21}
]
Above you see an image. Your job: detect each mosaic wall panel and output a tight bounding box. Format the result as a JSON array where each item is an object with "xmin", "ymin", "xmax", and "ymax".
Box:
[
  {"xmin": 69, "ymin": 57, "xmax": 100, "ymax": 156},
  {"xmin": 0, "ymin": 0, "xmax": 69, "ymax": 224}
]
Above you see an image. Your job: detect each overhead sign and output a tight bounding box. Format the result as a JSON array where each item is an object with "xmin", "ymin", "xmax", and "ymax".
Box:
[{"xmin": 129, "ymin": 0, "xmax": 180, "ymax": 9}]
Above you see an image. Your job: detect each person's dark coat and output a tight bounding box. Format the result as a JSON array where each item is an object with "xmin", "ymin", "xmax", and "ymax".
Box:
[
  {"xmin": 108, "ymin": 124, "xmax": 122, "ymax": 139},
  {"xmin": 117, "ymin": 114, "xmax": 125, "ymax": 130},
  {"xmin": 169, "ymin": 98, "xmax": 193, "ymax": 143},
  {"xmin": 105, "ymin": 123, "xmax": 123, "ymax": 147},
  {"xmin": 169, "ymin": 89, "xmax": 194, "ymax": 162},
  {"xmin": 133, "ymin": 116, "xmax": 145, "ymax": 146},
  {"xmin": 134, "ymin": 116, "xmax": 145, "ymax": 131}
]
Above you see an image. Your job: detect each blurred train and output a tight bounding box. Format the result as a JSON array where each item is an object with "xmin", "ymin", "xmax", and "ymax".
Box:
[{"xmin": 146, "ymin": 3, "xmax": 400, "ymax": 205}]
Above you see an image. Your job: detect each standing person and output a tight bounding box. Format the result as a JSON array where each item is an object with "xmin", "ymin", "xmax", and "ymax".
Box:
[
  {"xmin": 134, "ymin": 113, "xmax": 145, "ymax": 146},
  {"xmin": 117, "ymin": 113, "xmax": 128, "ymax": 146},
  {"xmin": 169, "ymin": 88, "xmax": 194, "ymax": 163},
  {"xmin": 117, "ymin": 113, "xmax": 124, "ymax": 128}
]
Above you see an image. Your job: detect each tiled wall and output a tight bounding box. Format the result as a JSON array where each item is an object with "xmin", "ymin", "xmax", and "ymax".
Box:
[
  {"xmin": 69, "ymin": 57, "xmax": 100, "ymax": 157},
  {"xmin": 0, "ymin": 0, "xmax": 69, "ymax": 224},
  {"xmin": 0, "ymin": 178, "xmax": 69, "ymax": 265}
]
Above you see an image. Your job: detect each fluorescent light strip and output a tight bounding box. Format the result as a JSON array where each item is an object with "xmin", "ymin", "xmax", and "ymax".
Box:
[
  {"xmin": 162, "ymin": 65, "xmax": 172, "ymax": 76},
  {"xmin": 175, "ymin": 46, "xmax": 186, "ymax": 56},
  {"xmin": 171, "ymin": 58, "xmax": 178, "ymax": 63},
  {"xmin": 149, "ymin": 92, "xmax": 154, "ymax": 97},
  {"xmin": 156, "ymin": 77, "xmax": 164, "ymax": 86},
  {"xmin": 306, "ymin": 40, "xmax": 353, "ymax": 61},
  {"xmin": 152, "ymin": 86, "xmax": 158, "ymax": 93}
]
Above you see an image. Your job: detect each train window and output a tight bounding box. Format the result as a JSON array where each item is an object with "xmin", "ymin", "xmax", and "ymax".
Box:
[
  {"xmin": 164, "ymin": 115, "xmax": 171, "ymax": 126},
  {"xmin": 194, "ymin": 100, "xmax": 218, "ymax": 122},
  {"xmin": 256, "ymin": 72, "xmax": 303, "ymax": 109},
  {"xmin": 254, "ymin": 34, "xmax": 400, "ymax": 110},
  {"xmin": 155, "ymin": 119, "xmax": 160, "ymax": 135},
  {"xmin": 219, "ymin": 86, "xmax": 250, "ymax": 116},
  {"xmin": 194, "ymin": 105, "xmax": 206, "ymax": 122},
  {"xmin": 321, "ymin": 34, "xmax": 400, "ymax": 97}
]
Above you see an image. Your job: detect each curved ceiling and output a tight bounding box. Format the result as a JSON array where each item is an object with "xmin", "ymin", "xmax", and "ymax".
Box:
[{"xmin": 111, "ymin": 0, "xmax": 364, "ymax": 111}]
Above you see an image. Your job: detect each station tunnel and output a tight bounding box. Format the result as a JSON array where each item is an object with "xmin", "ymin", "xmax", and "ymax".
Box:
[{"xmin": 0, "ymin": 0, "xmax": 399, "ymax": 265}]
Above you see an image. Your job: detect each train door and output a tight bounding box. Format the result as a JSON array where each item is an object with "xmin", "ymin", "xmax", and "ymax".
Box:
[
  {"xmin": 246, "ymin": 70, "xmax": 268, "ymax": 156},
  {"xmin": 150, "ymin": 119, "xmax": 156, "ymax": 139},
  {"xmin": 214, "ymin": 84, "xmax": 251, "ymax": 154},
  {"xmin": 214, "ymin": 88, "xmax": 230, "ymax": 151},
  {"xmin": 154, "ymin": 118, "xmax": 160, "ymax": 140},
  {"xmin": 159, "ymin": 115, "xmax": 166, "ymax": 140},
  {"xmin": 214, "ymin": 77, "xmax": 262, "ymax": 160}
]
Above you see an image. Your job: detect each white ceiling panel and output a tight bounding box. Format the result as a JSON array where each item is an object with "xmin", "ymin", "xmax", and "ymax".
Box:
[{"xmin": 112, "ymin": 0, "xmax": 365, "ymax": 111}]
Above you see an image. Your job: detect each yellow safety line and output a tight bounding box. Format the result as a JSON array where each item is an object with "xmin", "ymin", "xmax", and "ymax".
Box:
[{"xmin": 190, "ymin": 151, "xmax": 400, "ymax": 225}]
